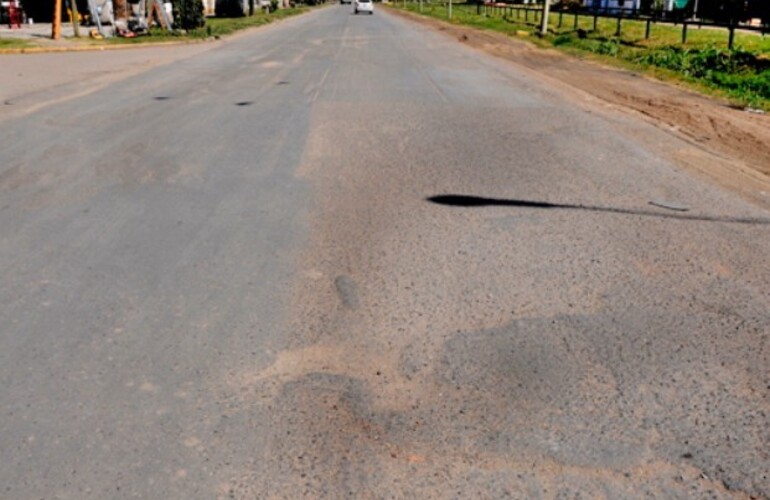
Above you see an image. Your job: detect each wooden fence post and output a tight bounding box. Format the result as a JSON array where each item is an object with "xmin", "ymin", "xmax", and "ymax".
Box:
[{"xmin": 645, "ymin": 18, "xmax": 651, "ymax": 39}]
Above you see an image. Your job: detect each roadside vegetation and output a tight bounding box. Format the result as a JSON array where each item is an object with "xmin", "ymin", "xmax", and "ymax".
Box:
[
  {"xmin": 0, "ymin": 2, "xmax": 313, "ymax": 51},
  {"xmin": 97, "ymin": 7, "xmax": 309, "ymax": 44},
  {"xmin": 392, "ymin": 2, "xmax": 770, "ymax": 110},
  {"xmin": 0, "ymin": 39, "xmax": 33, "ymax": 50}
]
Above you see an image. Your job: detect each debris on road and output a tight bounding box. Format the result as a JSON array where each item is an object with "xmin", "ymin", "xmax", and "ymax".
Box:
[{"xmin": 649, "ymin": 200, "xmax": 691, "ymax": 212}]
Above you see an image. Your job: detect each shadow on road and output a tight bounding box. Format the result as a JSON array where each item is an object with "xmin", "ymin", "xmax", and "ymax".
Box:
[{"xmin": 427, "ymin": 194, "xmax": 770, "ymax": 226}]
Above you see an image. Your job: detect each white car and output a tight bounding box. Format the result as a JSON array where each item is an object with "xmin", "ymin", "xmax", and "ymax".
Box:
[{"xmin": 354, "ymin": 0, "xmax": 373, "ymax": 14}]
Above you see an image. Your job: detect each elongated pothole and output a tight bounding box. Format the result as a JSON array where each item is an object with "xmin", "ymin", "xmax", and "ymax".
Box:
[{"xmin": 334, "ymin": 275, "xmax": 359, "ymax": 310}]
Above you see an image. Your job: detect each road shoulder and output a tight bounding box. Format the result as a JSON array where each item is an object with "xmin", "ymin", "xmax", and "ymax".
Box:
[{"xmin": 0, "ymin": 42, "xmax": 217, "ymax": 122}]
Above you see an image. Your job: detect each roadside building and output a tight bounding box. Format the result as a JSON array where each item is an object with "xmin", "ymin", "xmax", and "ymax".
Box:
[
  {"xmin": 583, "ymin": 0, "xmax": 696, "ymax": 12},
  {"xmin": 665, "ymin": 0, "xmax": 689, "ymax": 10},
  {"xmin": 584, "ymin": 0, "xmax": 642, "ymax": 12}
]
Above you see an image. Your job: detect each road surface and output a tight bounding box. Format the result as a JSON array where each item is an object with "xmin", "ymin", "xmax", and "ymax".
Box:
[{"xmin": 1, "ymin": 5, "xmax": 768, "ymax": 499}]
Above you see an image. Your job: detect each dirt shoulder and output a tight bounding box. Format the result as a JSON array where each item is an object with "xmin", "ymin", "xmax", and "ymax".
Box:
[{"xmin": 388, "ymin": 8, "xmax": 770, "ymax": 207}]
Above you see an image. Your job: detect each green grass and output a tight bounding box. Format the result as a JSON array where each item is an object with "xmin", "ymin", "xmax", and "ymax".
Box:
[
  {"xmin": 0, "ymin": 38, "xmax": 33, "ymax": 50},
  {"xmin": 392, "ymin": 2, "xmax": 770, "ymax": 109}
]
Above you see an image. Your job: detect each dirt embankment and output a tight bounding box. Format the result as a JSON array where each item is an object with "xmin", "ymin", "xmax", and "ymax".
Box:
[{"xmin": 389, "ymin": 8, "xmax": 770, "ymax": 206}]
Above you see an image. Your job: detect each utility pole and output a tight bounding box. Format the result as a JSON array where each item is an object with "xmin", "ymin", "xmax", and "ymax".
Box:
[
  {"xmin": 540, "ymin": 0, "xmax": 550, "ymax": 35},
  {"xmin": 448, "ymin": 0, "xmax": 452, "ymax": 19},
  {"xmin": 68, "ymin": 0, "xmax": 81, "ymax": 37},
  {"xmin": 52, "ymin": 0, "xmax": 62, "ymax": 39}
]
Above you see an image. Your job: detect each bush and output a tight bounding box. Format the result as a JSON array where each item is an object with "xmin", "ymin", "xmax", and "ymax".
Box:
[
  {"xmin": 553, "ymin": 33, "xmax": 573, "ymax": 46},
  {"xmin": 173, "ymin": 0, "xmax": 206, "ymax": 28},
  {"xmin": 596, "ymin": 38, "xmax": 621, "ymax": 56},
  {"xmin": 216, "ymin": 0, "xmax": 247, "ymax": 16},
  {"xmin": 633, "ymin": 45, "xmax": 770, "ymax": 102},
  {"xmin": 634, "ymin": 46, "xmax": 767, "ymax": 77}
]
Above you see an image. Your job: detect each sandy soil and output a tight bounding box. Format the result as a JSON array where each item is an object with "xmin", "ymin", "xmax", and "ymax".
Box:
[{"xmin": 389, "ymin": 8, "xmax": 770, "ymax": 207}]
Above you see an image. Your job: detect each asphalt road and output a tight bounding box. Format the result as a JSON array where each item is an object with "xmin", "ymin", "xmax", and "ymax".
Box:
[{"xmin": 1, "ymin": 5, "xmax": 769, "ymax": 499}]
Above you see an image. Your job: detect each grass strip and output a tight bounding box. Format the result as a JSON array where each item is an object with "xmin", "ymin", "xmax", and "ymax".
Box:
[
  {"xmin": 0, "ymin": 38, "xmax": 34, "ymax": 50},
  {"xmin": 392, "ymin": 2, "xmax": 770, "ymax": 110}
]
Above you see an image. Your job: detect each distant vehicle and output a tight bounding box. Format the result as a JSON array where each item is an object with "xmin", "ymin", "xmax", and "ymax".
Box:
[
  {"xmin": 340, "ymin": 0, "xmax": 351, "ymax": 4},
  {"xmin": 354, "ymin": 0, "xmax": 373, "ymax": 14}
]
